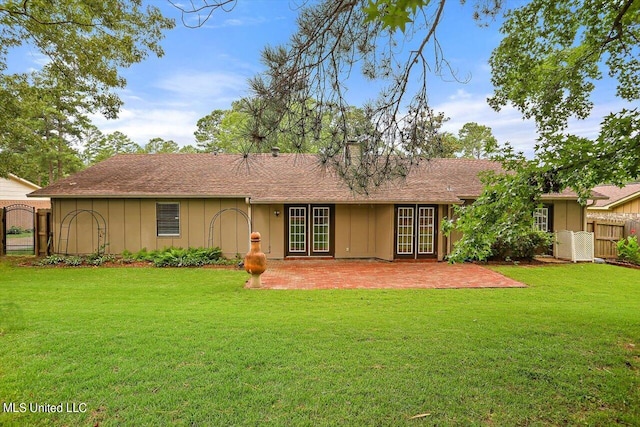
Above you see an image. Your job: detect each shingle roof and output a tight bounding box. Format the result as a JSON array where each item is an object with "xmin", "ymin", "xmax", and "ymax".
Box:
[
  {"xmin": 590, "ymin": 183, "xmax": 640, "ymax": 209},
  {"xmin": 28, "ymin": 153, "xmax": 579, "ymax": 204}
]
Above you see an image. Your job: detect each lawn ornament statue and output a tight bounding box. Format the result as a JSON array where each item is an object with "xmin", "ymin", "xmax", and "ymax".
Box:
[{"xmin": 245, "ymin": 231, "xmax": 267, "ymax": 288}]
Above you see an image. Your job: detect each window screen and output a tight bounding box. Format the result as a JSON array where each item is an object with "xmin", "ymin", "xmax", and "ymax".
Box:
[{"xmin": 157, "ymin": 203, "xmax": 180, "ymax": 236}]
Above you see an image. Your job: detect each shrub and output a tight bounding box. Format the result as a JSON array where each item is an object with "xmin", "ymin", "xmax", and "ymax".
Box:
[
  {"xmin": 491, "ymin": 230, "xmax": 553, "ymax": 261},
  {"xmin": 63, "ymin": 256, "xmax": 84, "ymax": 266},
  {"xmin": 7, "ymin": 226, "xmax": 24, "ymax": 235},
  {"xmin": 35, "ymin": 247, "xmax": 228, "ymax": 268},
  {"xmin": 120, "ymin": 249, "xmax": 136, "ymax": 264},
  {"xmin": 86, "ymin": 254, "xmax": 115, "ymax": 266},
  {"xmin": 148, "ymin": 247, "xmax": 224, "ymax": 267},
  {"xmin": 37, "ymin": 255, "xmax": 66, "ymax": 266},
  {"xmin": 617, "ymin": 234, "xmax": 640, "ymax": 265}
]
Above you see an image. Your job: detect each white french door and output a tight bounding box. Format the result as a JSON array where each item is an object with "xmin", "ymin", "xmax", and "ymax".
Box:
[
  {"xmin": 288, "ymin": 206, "xmax": 307, "ymax": 253},
  {"xmin": 395, "ymin": 205, "xmax": 437, "ymax": 259},
  {"xmin": 286, "ymin": 205, "xmax": 334, "ymax": 256}
]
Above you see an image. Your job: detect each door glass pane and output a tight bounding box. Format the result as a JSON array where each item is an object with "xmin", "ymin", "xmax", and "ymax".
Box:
[
  {"xmin": 533, "ymin": 208, "xmax": 549, "ymax": 232},
  {"xmin": 289, "ymin": 207, "xmax": 306, "ymax": 252},
  {"xmin": 313, "ymin": 207, "xmax": 330, "ymax": 252},
  {"xmin": 397, "ymin": 207, "xmax": 414, "ymax": 255},
  {"xmin": 418, "ymin": 207, "xmax": 435, "ymax": 254}
]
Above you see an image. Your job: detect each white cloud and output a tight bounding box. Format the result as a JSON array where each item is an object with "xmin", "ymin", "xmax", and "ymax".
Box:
[
  {"xmin": 433, "ymin": 89, "xmax": 620, "ymax": 158},
  {"xmin": 90, "ymin": 70, "xmax": 251, "ymax": 148},
  {"xmin": 92, "ymin": 108, "xmax": 200, "ymax": 147},
  {"xmin": 202, "ymin": 15, "xmax": 268, "ymax": 29},
  {"xmin": 155, "ymin": 70, "xmax": 248, "ymax": 102},
  {"xmin": 435, "ymin": 90, "xmax": 538, "ymax": 156}
]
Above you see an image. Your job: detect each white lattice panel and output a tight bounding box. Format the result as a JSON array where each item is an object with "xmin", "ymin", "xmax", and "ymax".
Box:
[
  {"xmin": 554, "ymin": 230, "xmax": 594, "ymax": 262},
  {"xmin": 573, "ymin": 231, "xmax": 594, "ymax": 262}
]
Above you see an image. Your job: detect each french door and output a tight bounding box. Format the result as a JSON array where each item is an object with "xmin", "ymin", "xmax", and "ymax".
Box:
[
  {"xmin": 395, "ymin": 205, "xmax": 437, "ymax": 259},
  {"xmin": 286, "ymin": 205, "xmax": 334, "ymax": 257}
]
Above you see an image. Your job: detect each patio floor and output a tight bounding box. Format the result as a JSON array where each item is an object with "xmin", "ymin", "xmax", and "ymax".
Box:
[{"xmin": 247, "ymin": 259, "xmax": 526, "ymax": 290}]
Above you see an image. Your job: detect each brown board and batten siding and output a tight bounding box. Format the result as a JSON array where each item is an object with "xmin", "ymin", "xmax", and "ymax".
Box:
[
  {"xmin": 52, "ymin": 198, "xmax": 251, "ymax": 257},
  {"xmin": 551, "ymin": 200, "xmax": 587, "ymax": 232}
]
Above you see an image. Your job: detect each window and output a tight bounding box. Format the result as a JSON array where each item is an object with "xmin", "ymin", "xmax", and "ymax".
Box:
[
  {"xmin": 157, "ymin": 203, "xmax": 180, "ymax": 236},
  {"xmin": 533, "ymin": 207, "xmax": 549, "ymax": 232}
]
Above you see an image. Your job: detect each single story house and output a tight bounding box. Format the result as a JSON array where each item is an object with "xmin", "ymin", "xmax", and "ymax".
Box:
[
  {"xmin": 29, "ymin": 153, "xmax": 590, "ymax": 260},
  {"xmin": 588, "ymin": 183, "xmax": 640, "ymax": 219}
]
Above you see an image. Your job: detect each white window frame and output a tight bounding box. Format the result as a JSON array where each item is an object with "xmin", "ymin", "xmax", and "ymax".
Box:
[
  {"xmin": 288, "ymin": 206, "xmax": 307, "ymax": 253},
  {"xmin": 418, "ymin": 207, "xmax": 435, "ymax": 255},
  {"xmin": 312, "ymin": 207, "xmax": 330, "ymax": 253},
  {"xmin": 396, "ymin": 207, "xmax": 415, "ymax": 255},
  {"xmin": 157, "ymin": 202, "xmax": 180, "ymax": 237},
  {"xmin": 533, "ymin": 207, "xmax": 549, "ymax": 232}
]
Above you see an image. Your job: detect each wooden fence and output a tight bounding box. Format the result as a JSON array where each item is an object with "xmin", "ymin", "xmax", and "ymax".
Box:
[{"xmin": 586, "ymin": 219, "xmax": 639, "ymax": 259}]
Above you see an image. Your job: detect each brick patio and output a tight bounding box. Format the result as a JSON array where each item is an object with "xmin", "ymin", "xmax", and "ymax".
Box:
[{"xmin": 248, "ymin": 259, "xmax": 526, "ymax": 290}]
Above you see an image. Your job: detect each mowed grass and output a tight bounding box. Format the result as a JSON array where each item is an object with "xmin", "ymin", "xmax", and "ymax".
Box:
[{"xmin": 0, "ymin": 261, "xmax": 638, "ymax": 426}]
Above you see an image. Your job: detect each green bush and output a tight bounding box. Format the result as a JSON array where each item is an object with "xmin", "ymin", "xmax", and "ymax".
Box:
[
  {"xmin": 37, "ymin": 255, "xmax": 66, "ymax": 266},
  {"xmin": 63, "ymin": 256, "xmax": 84, "ymax": 266},
  {"xmin": 617, "ymin": 234, "xmax": 640, "ymax": 265},
  {"xmin": 491, "ymin": 230, "xmax": 553, "ymax": 261},
  {"xmin": 123, "ymin": 247, "xmax": 225, "ymax": 267},
  {"xmin": 7, "ymin": 226, "xmax": 24, "ymax": 235},
  {"xmin": 148, "ymin": 247, "xmax": 224, "ymax": 267},
  {"xmin": 35, "ymin": 247, "xmax": 228, "ymax": 268}
]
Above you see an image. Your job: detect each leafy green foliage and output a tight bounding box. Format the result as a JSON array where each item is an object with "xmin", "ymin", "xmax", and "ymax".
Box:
[
  {"xmin": 130, "ymin": 246, "xmax": 227, "ymax": 267},
  {"xmin": 6, "ymin": 226, "xmax": 25, "ymax": 235},
  {"xmin": 139, "ymin": 137, "xmax": 181, "ymax": 154},
  {"xmin": 363, "ymin": 0, "xmax": 427, "ymax": 33},
  {"xmin": 82, "ymin": 128, "xmax": 141, "ymax": 165},
  {"xmin": 36, "ymin": 255, "xmax": 67, "ymax": 266},
  {"xmin": 491, "ymin": 230, "xmax": 553, "ymax": 261},
  {"xmin": 0, "ymin": 0, "xmax": 174, "ymax": 118},
  {"xmin": 35, "ymin": 247, "xmax": 227, "ymax": 267},
  {"xmin": 489, "ymin": 0, "xmax": 640, "ymax": 194},
  {"xmin": 0, "ymin": 0, "xmax": 174, "ymax": 179},
  {"xmin": 617, "ymin": 234, "xmax": 640, "ymax": 265},
  {"xmin": 457, "ymin": 122, "xmax": 498, "ymax": 159},
  {"xmin": 445, "ymin": 166, "xmax": 552, "ymax": 262},
  {"xmin": 194, "ymin": 101, "xmax": 375, "ymax": 155}
]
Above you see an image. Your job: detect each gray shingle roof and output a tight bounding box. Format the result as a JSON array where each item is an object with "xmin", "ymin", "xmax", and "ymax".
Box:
[{"xmin": 28, "ymin": 153, "xmax": 576, "ymax": 204}]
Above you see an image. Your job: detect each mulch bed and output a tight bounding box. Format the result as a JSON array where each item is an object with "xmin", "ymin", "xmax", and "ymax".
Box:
[{"xmin": 605, "ymin": 259, "xmax": 640, "ymax": 270}]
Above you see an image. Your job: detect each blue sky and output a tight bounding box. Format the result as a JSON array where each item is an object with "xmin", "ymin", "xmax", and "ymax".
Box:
[{"xmin": 11, "ymin": 1, "xmax": 627, "ymax": 156}]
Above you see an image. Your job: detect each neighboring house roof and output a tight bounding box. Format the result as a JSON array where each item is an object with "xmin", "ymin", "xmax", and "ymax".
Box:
[
  {"xmin": 589, "ymin": 183, "xmax": 640, "ymax": 210},
  {"xmin": 28, "ymin": 153, "xmax": 583, "ymax": 204}
]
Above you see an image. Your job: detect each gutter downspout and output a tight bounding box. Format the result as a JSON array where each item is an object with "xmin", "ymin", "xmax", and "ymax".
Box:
[
  {"xmin": 245, "ymin": 197, "xmax": 252, "ymax": 251},
  {"xmin": 585, "ymin": 198, "xmax": 598, "ymax": 232}
]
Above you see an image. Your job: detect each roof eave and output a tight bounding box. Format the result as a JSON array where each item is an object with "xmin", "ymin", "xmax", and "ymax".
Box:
[
  {"xmin": 604, "ymin": 192, "xmax": 640, "ymax": 209},
  {"xmin": 35, "ymin": 194, "xmax": 252, "ymax": 199}
]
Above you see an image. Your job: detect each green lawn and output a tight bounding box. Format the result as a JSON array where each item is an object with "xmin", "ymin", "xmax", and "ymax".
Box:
[
  {"xmin": 5, "ymin": 231, "xmax": 33, "ymax": 239},
  {"xmin": 0, "ymin": 261, "xmax": 638, "ymax": 426}
]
